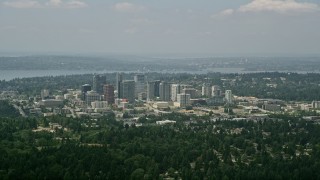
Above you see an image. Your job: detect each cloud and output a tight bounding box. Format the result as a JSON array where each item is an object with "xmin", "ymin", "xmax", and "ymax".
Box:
[
  {"xmin": 3, "ymin": 0, "xmax": 87, "ymax": 9},
  {"xmin": 220, "ymin": 9, "xmax": 234, "ymax": 16},
  {"xmin": 64, "ymin": 0, "xmax": 87, "ymax": 8},
  {"xmin": 46, "ymin": 0, "xmax": 62, "ymax": 7},
  {"xmin": 3, "ymin": 0, "xmax": 41, "ymax": 8},
  {"xmin": 214, "ymin": 0, "xmax": 320, "ymax": 17},
  {"xmin": 211, "ymin": 9, "xmax": 234, "ymax": 19},
  {"xmin": 239, "ymin": 0, "xmax": 320, "ymax": 13},
  {"xmin": 113, "ymin": 2, "xmax": 145, "ymax": 13}
]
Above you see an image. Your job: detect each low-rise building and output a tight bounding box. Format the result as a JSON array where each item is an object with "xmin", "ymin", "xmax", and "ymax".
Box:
[
  {"xmin": 91, "ymin": 101, "xmax": 108, "ymax": 109},
  {"xmin": 39, "ymin": 99, "xmax": 64, "ymax": 108},
  {"xmin": 153, "ymin": 102, "xmax": 169, "ymax": 109},
  {"xmin": 156, "ymin": 120, "xmax": 176, "ymax": 125}
]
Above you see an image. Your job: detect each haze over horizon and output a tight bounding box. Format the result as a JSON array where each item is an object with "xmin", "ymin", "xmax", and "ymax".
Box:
[{"xmin": 1, "ymin": 0, "xmax": 320, "ymax": 55}]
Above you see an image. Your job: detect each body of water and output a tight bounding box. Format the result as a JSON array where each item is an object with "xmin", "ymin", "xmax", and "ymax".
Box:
[
  {"xmin": 1, "ymin": 68, "xmax": 319, "ymax": 81},
  {"xmin": 0, "ymin": 70, "xmax": 111, "ymax": 81}
]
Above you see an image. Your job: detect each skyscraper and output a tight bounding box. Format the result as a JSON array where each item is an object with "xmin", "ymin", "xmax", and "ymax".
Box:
[
  {"xmin": 212, "ymin": 85, "xmax": 222, "ymax": 97},
  {"xmin": 120, "ymin": 80, "xmax": 135, "ymax": 103},
  {"xmin": 159, "ymin": 82, "xmax": 171, "ymax": 101},
  {"xmin": 116, "ymin": 73, "xmax": 123, "ymax": 98},
  {"xmin": 154, "ymin": 80, "xmax": 161, "ymax": 97},
  {"xmin": 81, "ymin": 84, "xmax": 92, "ymax": 100},
  {"xmin": 103, "ymin": 84, "xmax": 115, "ymax": 105},
  {"xmin": 177, "ymin": 93, "xmax": 191, "ymax": 108},
  {"xmin": 171, "ymin": 84, "xmax": 191, "ymax": 102},
  {"xmin": 171, "ymin": 84, "xmax": 181, "ymax": 102},
  {"xmin": 134, "ymin": 74, "xmax": 145, "ymax": 97},
  {"xmin": 146, "ymin": 80, "xmax": 161, "ymax": 101},
  {"xmin": 147, "ymin": 81, "xmax": 156, "ymax": 101},
  {"xmin": 202, "ymin": 83, "xmax": 212, "ymax": 97},
  {"xmin": 182, "ymin": 88, "xmax": 197, "ymax": 99},
  {"xmin": 93, "ymin": 74, "xmax": 107, "ymax": 94},
  {"xmin": 41, "ymin": 89, "xmax": 50, "ymax": 100},
  {"xmin": 225, "ymin": 90, "xmax": 233, "ymax": 104}
]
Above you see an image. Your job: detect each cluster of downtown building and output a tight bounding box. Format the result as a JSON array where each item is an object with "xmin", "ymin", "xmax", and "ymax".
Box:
[
  {"xmin": 78, "ymin": 73, "xmax": 233, "ymax": 109},
  {"xmin": 34, "ymin": 73, "xmax": 235, "ymax": 118}
]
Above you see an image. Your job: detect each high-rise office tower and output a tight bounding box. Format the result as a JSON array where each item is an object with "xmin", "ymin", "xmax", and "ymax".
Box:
[
  {"xmin": 202, "ymin": 83, "xmax": 212, "ymax": 97},
  {"xmin": 103, "ymin": 84, "xmax": 115, "ymax": 105},
  {"xmin": 81, "ymin": 84, "xmax": 92, "ymax": 100},
  {"xmin": 171, "ymin": 84, "xmax": 181, "ymax": 102},
  {"xmin": 182, "ymin": 88, "xmax": 197, "ymax": 99},
  {"xmin": 212, "ymin": 85, "xmax": 222, "ymax": 97},
  {"xmin": 85, "ymin": 90, "xmax": 101, "ymax": 105},
  {"xmin": 146, "ymin": 80, "xmax": 161, "ymax": 101},
  {"xmin": 147, "ymin": 81, "xmax": 156, "ymax": 101},
  {"xmin": 120, "ymin": 80, "xmax": 135, "ymax": 103},
  {"xmin": 154, "ymin": 80, "xmax": 161, "ymax": 97},
  {"xmin": 41, "ymin": 89, "xmax": 50, "ymax": 100},
  {"xmin": 177, "ymin": 93, "xmax": 191, "ymax": 108},
  {"xmin": 93, "ymin": 74, "xmax": 107, "ymax": 94},
  {"xmin": 159, "ymin": 82, "xmax": 171, "ymax": 101},
  {"xmin": 225, "ymin": 90, "xmax": 233, "ymax": 104},
  {"xmin": 134, "ymin": 74, "xmax": 145, "ymax": 97},
  {"xmin": 115, "ymin": 73, "xmax": 123, "ymax": 98}
]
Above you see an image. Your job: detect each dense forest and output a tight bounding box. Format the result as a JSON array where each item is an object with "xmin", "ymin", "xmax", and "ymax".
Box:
[
  {"xmin": 0, "ymin": 100, "xmax": 19, "ymax": 117},
  {"xmin": 1, "ymin": 110, "xmax": 320, "ymax": 179}
]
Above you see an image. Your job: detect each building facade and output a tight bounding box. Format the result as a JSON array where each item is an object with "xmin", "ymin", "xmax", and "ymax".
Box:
[
  {"xmin": 116, "ymin": 73, "xmax": 123, "ymax": 98},
  {"xmin": 159, "ymin": 82, "xmax": 171, "ymax": 101},
  {"xmin": 120, "ymin": 80, "xmax": 135, "ymax": 103},
  {"xmin": 182, "ymin": 88, "xmax": 197, "ymax": 99},
  {"xmin": 177, "ymin": 93, "xmax": 191, "ymax": 108},
  {"xmin": 201, "ymin": 83, "xmax": 211, "ymax": 97},
  {"xmin": 171, "ymin": 84, "xmax": 181, "ymax": 102},
  {"xmin": 85, "ymin": 91, "xmax": 101, "ymax": 105},
  {"xmin": 212, "ymin": 85, "xmax": 222, "ymax": 97},
  {"xmin": 103, "ymin": 84, "xmax": 115, "ymax": 105},
  {"xmin": 225, "ymin": 90, "xmax": 233, "ymax": 104},
  {"xmin": 93, "ymin": 74, "xmax": 106, "ymax": 94},
  {"xmin": 81, "ymin": 84, "xmax": 92, "ymax": 100},
  {"xmin": 134, "ymin": 74, "xmax": 146, "ymax": 97}
]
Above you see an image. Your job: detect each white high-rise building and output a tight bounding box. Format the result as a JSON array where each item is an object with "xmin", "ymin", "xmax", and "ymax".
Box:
[
  {"xmin": 177, "ymin": 93, "xmax": 191, "ymax": 108},
  {"xmin": 171, "ymin": 84, "xmax": 181, "ymax": 102},
  {"xmin": 312, "ymin": 101, "xmax": 320, "ymax": 109},
  {"xmin": 225, "ymin": 90, "xmax": 233, "ymax": 104},
  {"xmin": 212, "ymin": 85, "xmax": 222, "ymax": 97},
  {"xmin": 202, "ymin": 83, "xmax": 211, "ymax": 97},
  {"xmin": 41, "ymin": 89, "xmax": 50, "ymax": 99}
]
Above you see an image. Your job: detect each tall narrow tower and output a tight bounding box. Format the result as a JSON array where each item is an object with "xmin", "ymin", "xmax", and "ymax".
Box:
[
  {"xmin": 116, "ymin": 73, "xmax": 123, "ymax": 98},
  {"xmin": 103, "ymin": 84, "xmax": 115, "ymax": 105},
  {"xmin": 93, "ymin": 74, "xmax": 106, "ymax": 94}
]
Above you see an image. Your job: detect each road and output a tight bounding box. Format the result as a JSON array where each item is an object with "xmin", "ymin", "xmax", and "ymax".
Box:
[{"xmin": 13, "ymin": 104, "xmax": 27, "ymax": 117}]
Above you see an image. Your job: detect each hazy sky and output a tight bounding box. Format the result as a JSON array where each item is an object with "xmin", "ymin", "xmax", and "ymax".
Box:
[{"xmin": 0, "ymin": 0, "xmax": 320, "ymax": 55}]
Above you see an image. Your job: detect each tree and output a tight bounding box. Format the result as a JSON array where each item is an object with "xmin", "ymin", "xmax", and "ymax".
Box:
[{"xmin": 131, "ymin": 168, "xmax": 145, "ymax": 180}]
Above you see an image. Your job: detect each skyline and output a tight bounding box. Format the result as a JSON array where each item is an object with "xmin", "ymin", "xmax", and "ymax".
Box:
[{"xmin": 1, "ymin": 0, "xmax": 320, "ymax": 55}]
